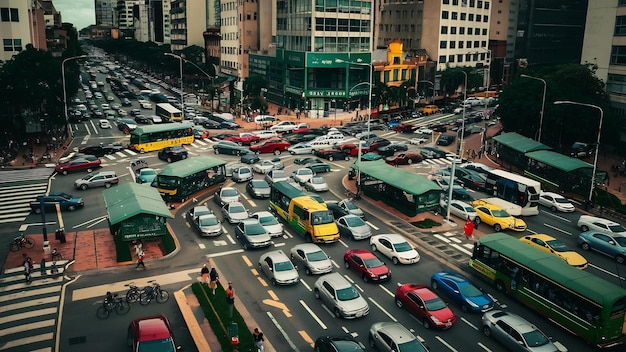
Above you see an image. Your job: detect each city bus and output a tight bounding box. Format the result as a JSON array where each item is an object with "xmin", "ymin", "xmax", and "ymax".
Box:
[
  {"xmin": 484, "ymin": 169, "xmax": 540, "ymax": 216},
  {"xmin": 470, "ymin": 233, "xmax": 626, "ymax": 348},
  {"xmin": 269, "ymin": 181, "xmax": 340, "ymax": 243},
  {"xmin": 129, "ymin": 123, "xmax": 194, "ymax": 153},
  {"xmin": 152, "ymin": 155, "xmax": 226, "ymax": 202},
  {"xmin": 155, "ymin": 103, "xmax": 183, "ymax": 122}
]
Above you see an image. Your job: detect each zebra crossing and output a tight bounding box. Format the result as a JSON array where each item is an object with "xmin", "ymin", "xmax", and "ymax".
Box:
[
  {"xmin": 0, "ymin": 171, "xmax": 51, "ymax": 225},
  {"xmin": 0, "ymin": 260, "xmax": 69, "ymax": 352}
]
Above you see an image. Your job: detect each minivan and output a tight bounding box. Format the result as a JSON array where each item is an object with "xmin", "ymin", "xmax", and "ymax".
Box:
[{"xmin": 74, "ymin": 171, "xmax": 119, "ymax": 190}]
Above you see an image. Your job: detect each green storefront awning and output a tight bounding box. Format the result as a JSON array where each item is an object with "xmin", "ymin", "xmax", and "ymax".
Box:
[
  {"xmin": 525, "ymin": 150, "xmax": 592, "ymax": 172},
  {"xmin": 492, "ymin": 132, "xmax": 553, "ymax": 153},
  {"xmin": 351, "ymin": 159, "xmax": 441, "ymax": 195},
  {"xmin": 104, "ymin": 183, "xmax": 172, "ymax": 226}
]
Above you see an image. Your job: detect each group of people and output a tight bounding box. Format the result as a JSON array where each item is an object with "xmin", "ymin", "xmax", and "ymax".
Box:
[{"xmin": 200, "ymin": 264, "xmax": 220, "ymax": 294}]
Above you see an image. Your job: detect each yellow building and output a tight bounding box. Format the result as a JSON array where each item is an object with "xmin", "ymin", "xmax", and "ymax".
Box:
[{"xmin": 373, "ymin": 41, "xmax": 428, "ymax": 88}]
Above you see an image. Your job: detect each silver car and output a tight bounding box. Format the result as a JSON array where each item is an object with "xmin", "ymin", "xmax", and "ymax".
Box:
[
  {"xmin": 265, "ymin": 169, "xmax": 289, "ymax": 184},
  {"xmin": 290, "ymin": 243, "xmax": 333, "ymax": 275},
  {"xmin": 195, "ymin": 214, "xmax": 222, "ymax": 237},
  {"xmin": 304, "ymin": 176, "xmax": 329, "ymax": 192},
  {"xmin": 232, "ymin": 166, "xmax": 253, "ymax": 183},
  {"xmin": 221, "ymin": 202, "xmax": 250, "ymax": 224},
  {"xmin": 235, "ymin": 218, "xmax": 272, "ymax": 249},
  {"xmin": 482, "ymin": 310, "xmax": 562, "ymax": 352},
  {"xmin": 292, "ymin": 168, "xmax": 315, "ymax": 184},
  {"xmin": 336, "ymin": 215, "xmax": 372, "ymax": 240},
  {"xmin": 368, "ymin": 322, "xmax": 428, "ymax": 352},
  {"xmin": 258, "ymin": 250, "xmax": 299, "ymax": 285},
  {"xmin": 314, "ymin": 272, "xmax": 369, "ymax": 319},
  {"xmin": 214, "ymin": 187, "xmax": 240, "ymax": 206},
  {"xmin": 251, "ymin": 211, "xmax": 284, "ymax": 238}
]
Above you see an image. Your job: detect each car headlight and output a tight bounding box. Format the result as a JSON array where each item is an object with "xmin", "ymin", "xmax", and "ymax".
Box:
[
  {"xmin": 467, "ymin": 299, "xmax": 479, "ymax": 308},
  {"xmin": 431, "ymin": 316, "xmax": 442, "ymax": 324}
]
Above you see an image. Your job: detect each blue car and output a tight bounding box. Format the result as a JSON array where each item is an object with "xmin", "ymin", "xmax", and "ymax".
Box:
[
  {"xmin": 431, "ymin": 271, "xmax": 494, "ymax": 313},
  {"xmin": 387, "ymin": 118, "xmax": 401, "ymax": 129},
  {"xmin": 578, "ymin": 231, "xmax": 626, "ymax": 264}
]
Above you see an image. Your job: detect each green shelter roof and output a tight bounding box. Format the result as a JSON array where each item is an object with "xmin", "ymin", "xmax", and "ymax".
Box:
[
  {"xmin": 159, "ymin": 156, "xmax": 227, "ymax": 178},
  {"xmin": 352, "ymin": 159, "xmax": 441, "ymax": 195},
  {"xmin": 130, "ymin": 122, "xmax": 193, "ymax": 136},
  {"xmin": 104, "ymin": 183, "xmax": 172, "ymax": 225},
  {"xmin": 525, "ymin": 150, "xmax": 592, "ymax": 172},
  {"xmin": 492, "ymin": 132, "xmax": 552, "ymax": 153}
]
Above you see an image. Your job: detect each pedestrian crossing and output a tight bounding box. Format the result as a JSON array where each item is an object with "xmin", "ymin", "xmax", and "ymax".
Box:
[
  {"xmin": 0, "ymin": 260, "xmax": 69, "ymax": 352},
  {"xmin": 0, "ymin": 183, "xmax": 49, "ymax": 225}
]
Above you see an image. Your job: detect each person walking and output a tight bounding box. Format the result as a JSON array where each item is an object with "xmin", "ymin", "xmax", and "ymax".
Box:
[
  {"xmin": 23, "ymin": 256, "xmax": 33, "ymax": 283},
  {"xmin": 463, "ymin": 217, "xmax": 475, "ymax": 240},
  {"xmin": 133, "ymin": 239, "xmax": 143, "ymax": 256},
  {"xmin": 136, "ymin": 251, "xmax": 146, "ymax": 270},
  {"xmin": 226, "ymin": 281, "xmax": 235, "ymax": 318},
  {"xmin": 209, "ymin": 268, "xmax": 219, "ymax": 294},
  {"xmin": 201, "ymin": 264, "xmax": 210, "ymax": 284},
  {"xmin": 252, "ymin": 327, "xmax": 265, "ymax": 352}
]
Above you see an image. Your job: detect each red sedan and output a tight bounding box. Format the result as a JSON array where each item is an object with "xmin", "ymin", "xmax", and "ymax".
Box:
[
  {"xmin": 394, "ymin": 123, "xmax": 418, "ymax": 133},
  {"xmin": 384, "ymin": 152, "xmax": 423, "ymax": 165},
  {"xmin": 249, "ymin": 139, "xmax": 291, "ymax": 155},
  {"xmin": 55, "ymin": 156, "xmax": 102, "ymax": 175},
  {"xmin": 395, "ymin": 283, "xmax": 456, "ymax": 329},
  {"xmin": 340, "ymin": 143, "xmax": 369, "ymax": 157},
  {"xmin": 292, "ymin": 123, "xmax": 311, "ymax": 134},
  {"xmin": 343, "ymin": 249, "xmax": 391, "ymax": 282},
  {"xmin": 224, "ymin": 133, "xmax": 260, "ymax": 146}
]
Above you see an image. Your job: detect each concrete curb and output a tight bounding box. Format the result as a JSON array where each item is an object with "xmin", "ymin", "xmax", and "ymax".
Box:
[{"xmin": 174, "ymin": 287, "xmax": 213, "ymax": 352}]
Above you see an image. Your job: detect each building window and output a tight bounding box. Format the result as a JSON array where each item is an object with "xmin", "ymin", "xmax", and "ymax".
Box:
[
  {"xmin": 482, "ymin": 28, "xmax": 487, "ymax": 35},
  {"xmin": 452, "ymin": 12, "xmax": 458, "ymax": 20},
  {"xmin": 441, "ymin": 26, "xmax": 448, "ymax": 34},
  {"xmin": 467, "ymin": 27, "xmax": 472, "ymax": 35},
  {"xmin": 450, "ymin": 41, "xmax": 456, "ymax": 48},
  {"xmin": 611, "ymin": 46, "xmax": 626, "ymax": 65},
  {"xmin": 458, "ymin": 54, "xmax": 464, "ymax": 62},
  {"xmin": 451, "ymin": 27, "xmax": 457, "ymax": 34},
  {"xmin": 461, "ymin": 13, "xmax": 466, "ymax": 21},
  {"xmin": 470, "ymin": 0, "xmax": 475, "ymax": 6},
  {"xmin": 469, "ymin": 14, "xmax": 474, "ymax": 21},
  {"xmin": 620, "ymin": 0, "xmax": 626, "ymax": 5},
  {"xmin": 481, "ymin": 40, "xmax": 487, "ymax": 47},
  {"xmin": 439, "ymin": 55, "xmax": 447, "ymax": 64},
  {"xmin": 453, "ymin": 0, "xmax": 459, "ymax": 5},
  {"xmin": 459, "ymin": 41, "xmax": 464, "ymax": 48},
  {"xmin": 616, "ymin": 16, "xmax": 626, "ymax": 36},
  {"xmin": 466, "ymin": 41, "xmax": 472, "ymax": 48},
  {"xmin": 440, "ymin": 41, "xmax": 447, "ymax": 48},
  {"xmin": 442, "ymin": 11, "xmax": 449, "ymax": 19},
  {"xmin": 476, "ymin": 15, "xmax": 481, "ymax": 22},
  {"xmin": 3, "ymin": 38, "xmax": 21, "ymax": 51},
  {"xmin": 474, "ymin": 40, "xmax": 480, "ymax": 47},
  {"xmin": 485, "ymin": 1, "xmax": 490, "ymax": 9},
  {"xmin": 444, "ymin": 0, "xmax": 450, "ymax": 3},
  {"xmin": 607, "ymin": 74, "xmax": 626, "ymax": 94},
  {"xmin": 449, "ymin": 55, "xmax": 455, "ymax": 63},
  {"xmin": 477, "ymin": 0, "xmax": 483, "ymax": 8},
  {"xmin": 460, "ymin": 27, "xmax": 465, "ymax": 34},
  {"xmin": 483, "ymin": 15, "xmax": 489, "ymax": 22}
]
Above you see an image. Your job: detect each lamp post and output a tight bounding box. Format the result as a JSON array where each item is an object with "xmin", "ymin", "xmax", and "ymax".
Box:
[
  {"xmin": 164, "ymin": 53, "xmax": 185, "ymax": 116},
  {"xmin": 554, "ymin": 101, "xmax": 604, "ymax": 203},
  {"xmin": 446, "ymin": 71, "xmax": 468, "ymax": 222},
  {"xmin": 175, "ymin": 57, "xmax": 219, "ymax": 111},
  {"xmin": 335, "ymin": 58, "xmax": 373, "ymax": 192},
  {"xmin": 62, "ymin": 55, "xmax": 88, "ymax": 124},
  {"xmin": 521, "ymin": 74, "xmax": 547, "ymax": 143},
  {"xmin": 483, "ymin": 48, "xmax": 491, "ymax": 110},
  {"xmin": 331, "ymin": 99, "xmax": 337, "ymax": 123}
]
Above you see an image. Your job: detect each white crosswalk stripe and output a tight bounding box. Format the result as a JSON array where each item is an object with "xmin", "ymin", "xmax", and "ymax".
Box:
[
  {"xmin": 0, "ymin": 182, "xmax": 48, "ymax": 224},
  {"xmin": 0, "ymin": 260, "xmax": 69, "ymax": 351}
]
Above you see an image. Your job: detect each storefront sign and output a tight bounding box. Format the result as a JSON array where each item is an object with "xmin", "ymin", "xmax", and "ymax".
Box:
[{"xmin": 306, "ymin": 90, "xmax": 346, "ymax": 98}]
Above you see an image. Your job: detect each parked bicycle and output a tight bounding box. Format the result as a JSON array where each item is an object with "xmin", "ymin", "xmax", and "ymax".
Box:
[
  {"xmin": 96, "ymin": 292, "xmax": 130, "ymax": 319},
  {"xmin": 125, "ymin": 282, "xmax": 141, "ymax": 303},
  {"xmin": 9, "ymin": 233, "xmax": 35, "ymax": 252},
  {"xmin": 139, "ymin": 280, "xmax": 169, "ymax": 306}
]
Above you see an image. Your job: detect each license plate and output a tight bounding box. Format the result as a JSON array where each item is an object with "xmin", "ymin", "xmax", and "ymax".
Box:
[
  {"xmin": 356, "ymin": 312, "xmax": 363, "ymax": 318},
  {"xmin": 379, "ymin": 275, "xmax": 387, "ymax": 279}
]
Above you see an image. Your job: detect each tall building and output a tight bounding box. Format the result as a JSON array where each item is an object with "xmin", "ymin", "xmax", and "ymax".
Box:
[
  {"xmin": 375, "ymin": 0, "xmax": 424, "ymax": 51},
  {"xmin": 95, "ymin": 0, "xmax": 117, "ymax": 27},
  {"xmin": 220, "ymin": 0, "xmax": 258, "ymax": 79},
  {"xmin": 117, "ymin": 0, "xmax": 143, "ymax": 32},
  {"xmin": 0, "ymin": 0, "xmax": 49, "ymax": 62},
  {"xmin": 134, "ymin": 0, "xmax": 171, "ymax": 44},
  {"xmin": 170, "ymin": 0, "xmax": 207, "ymax": 51}
]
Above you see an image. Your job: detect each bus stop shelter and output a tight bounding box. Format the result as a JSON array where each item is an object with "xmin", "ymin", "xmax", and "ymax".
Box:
[
  {"xmin": 492, "ymin": 132, "xmax": 552, "ymax": 169},
  {"xmin": 104, "ymin": 183, "xmax": 173, "ymax": 241},
  {"xmin": 351, "ymin": 160, "xmax": 442, "ymax": 215}
]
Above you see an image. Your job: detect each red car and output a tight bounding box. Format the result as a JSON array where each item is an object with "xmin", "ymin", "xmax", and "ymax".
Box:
[
  {"xmin": 249, "ymin": 139, "xmax": 291, "ymax": 155},
  {"xmin": 395, "ymin": 283, "xmax": 456, "ymax": 329},
  {"xmin": 343, "ymin": 249, "xmax": 391, "ymax": 282},
  {"xmin": 394, "ymin": 123, "xmax": 418, "ymax": 133},
  {"xmin": 224, "ymin": 133, "xmax": 261, "ymax": 146},
  {"xmin": 340, "ymin": 143, "xmax": 369, "ymax": 157},
  {"xmin": 363, "ymin": 137, "xmax": 390, "ymax": 151},
  {"xmin": 384, "ymin": 153, "xmax": 423, "ymax": 165},
  {"xmin": 127, "ymin": 314, "xmax": 179, "ymax": 351},
  {"xmin": 292, "ymin": 123, "xmax": 311, "ymax": 134},
  {"xmin": 55, "ymin": 156, "xmax": 102, "ymax": 175}
]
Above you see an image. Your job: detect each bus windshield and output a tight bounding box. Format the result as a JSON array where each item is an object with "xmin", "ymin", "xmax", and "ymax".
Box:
[
  {"xmin": 156, "ymin": 176, "xmax": 180, "ymax": 189},
  {"xmin": 311, "ymin": 211, "xmax": 334, "ymax": 225}
]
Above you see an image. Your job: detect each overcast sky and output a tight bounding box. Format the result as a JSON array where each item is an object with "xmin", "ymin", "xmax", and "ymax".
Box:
[{"xmin": 54, "ymin": 0, "xmax": 95, "ymax": 31}]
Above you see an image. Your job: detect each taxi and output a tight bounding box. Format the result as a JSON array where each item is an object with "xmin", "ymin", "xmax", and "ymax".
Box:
[
  {"xmin": 520, "ymin": 234, "xmax": 588, "ymax": 269},
  {"xmin": 472, "ymin": 200, "xmax": 526, "ymax": 232}
]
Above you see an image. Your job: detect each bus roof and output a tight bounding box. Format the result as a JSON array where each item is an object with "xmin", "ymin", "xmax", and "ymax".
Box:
[
  {"xmin": 131, "ymin": 123, "xmax": 193, "ymax": 135},
  {"xmin": 158, "ymin": 156, "xmax": 226, "ymax": 178},
  {"xmin": 156, "ymin": 103, "xmax": 182, "ymax": 113},
  {"xmin": 272, "ymin": 181, "xmax": 306, "ymax": 199},
  {"xmin": 478, "ymin": 233, "xmax": 626, "ymax": 306},
  {"xmin": 488, "ymin": 169, "xmax": 541, "ymax": 188},
  {"xmin": 291, "ymin": 196, "xmax": 329, "ymax": 210}
]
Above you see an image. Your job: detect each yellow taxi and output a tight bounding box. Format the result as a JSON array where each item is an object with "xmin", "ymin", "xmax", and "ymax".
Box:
[
  {"xmin": 422, "ymin": 105, "xmax": 439, "ymax": 115},
  {"xmin": 472, "ymin": 200, "xmax": 527, "ymax": 232},
  {"xmin": 520, "ymin": 234, "xmax": 588, "ymax": 269}
]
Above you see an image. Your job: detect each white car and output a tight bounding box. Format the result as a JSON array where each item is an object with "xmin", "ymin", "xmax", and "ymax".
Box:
[
  {"xmin": 140, "ymin": 102, "xmax": 152, "ymax": 109},
  {"xmin": 304, "ymin": 176, "xmax": 329, "ymax": 192},
  {"xmin": 577, "ymin": 215, "xmax": 626, "ymax": 236},
  {"xmin": 291, "ymin": 168, "xmax": 315, "ymax": 184},
  {"xmin": 538, "ymin": 191, "xmax": 575, "ymax": 212},
  {"xmin": 370, "ymin": 234, "xmax": 420, "ymax": 265},
  {"xmin": 415, "ymin": 127, "xmax": 433, "ymax": 135},
  {"xmin": 251, "ymin": 211, "xmax": 284, "ymax": 238},
  {"xmin": 270, "ymin": 121, "xmax": 297, "ymax": 133},
  {"xmin": 100, "ymin": 103, "xmax": 110, "ymax": 110},
  {"xmin": 99, "ymin": 119, "xmax": 111, "ymax": 129},
  {"xmin": 253, "ymin": 130, "xmax": 279, "ymax": 140},
  {"xmin": 253, "ymin": 160, "xmax": 280, "ymax": 174},
  {"xmin": 117, "ymin": 109, "xmax": 128, "ymax": 116},
  {"xmin": 288, "ymin": 143, "xmax": 315, "ymax": 155},
  {"xmin": 440, "ymin": 199, "xmax": 477, "ymax": 221},
  {"xmin": 409, "ymin": 137, "xmax": 428, "ymax": 145},
  {"xmin": 258, "ymin": 250, "xmax": 299, "ymax": 286},
  {"xmin": 290, "ymin": 243, "xmax": 333, "ymax": 275}
]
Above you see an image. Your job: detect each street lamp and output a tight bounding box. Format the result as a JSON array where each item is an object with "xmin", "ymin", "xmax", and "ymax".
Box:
[
  {"xmin": 62, "ymin": 54, "xmax": 88, "ymax": 123},
  {"xmin": 175, "ymin": 57, "xmax": 219, "ymax": 110},
  {"xmin": 331, "ymin": 99, "xmax": 337, "ymax": 123},
  {"xmin": 521, "ymin": 74, "xmax": 547, "ymax": 143},
  {"xmin": 446, "ymin": 71, "xmax": 468, "ymax": 222},
  {"xmin": 335, "ymin": 58, "xmax": 374, "ymax": 193},
  {"xmin": 164, "ymin": 53, "xmax": 185, "ymax": 116},
  {"xmin": 482, "ymin": 48, "xmax": 491, "ymax": 110},
  {"xmin": 554, "ymin": 101, "xmax": 604, "ymax": 204}
]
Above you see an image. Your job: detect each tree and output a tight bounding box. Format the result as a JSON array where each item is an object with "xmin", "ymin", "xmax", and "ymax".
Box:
[
  {"xmin": 439, "ymin": 66, "xmax": 483, "ymax": 96},
  {"xmin": 497, "ymin": 64, "xmax": 620, "ymax": 152},
  {"xmin": 243, "ymin": 75, "xmax": 267, "ymax": 98}
]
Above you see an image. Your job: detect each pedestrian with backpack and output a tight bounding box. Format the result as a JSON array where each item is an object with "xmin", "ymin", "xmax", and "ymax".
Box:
[{"xmin": 136, "ymin": 251, "xmax": 146, "ymax": 270}]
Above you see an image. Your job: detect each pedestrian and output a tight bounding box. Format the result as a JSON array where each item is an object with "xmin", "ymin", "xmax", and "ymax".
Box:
[
  {"xmin": 226, "ymin": 281, "xmax": 235, "ymax": 318},
  {"xmin": 478, "ymin": 148, "xmax": 483, "ymax": 159},
  {"xmin": 473, "ymin": 216, "xmax": 480, "ymax": 230},
  {"xmin": 23, "ymin": 255, "xmax": 33, "ymax": 283},
  {"xmin": 209, "ymin": 268, "xmax": 219, "ymax": 294},
  {"xmin": 136, "ymin": 251, "xmax": 146, "ymax": 269},
  {"xmin": 253, "ymin": 327, "xmax": 265, "ymax": 352},
  {"xmin": 463, "ymin": 217, "xmax": 474, "ymax": 240},
  {"xmin": 471, "ymin": 149, "xmax": 476, "ymax": 159},
  {"xmin": 201, "ymin": 264, "xmax": 210, "ymax": 284},
  {"xmin": 133, "ymin": 239, "xmax": 143, "ymax": 256}
]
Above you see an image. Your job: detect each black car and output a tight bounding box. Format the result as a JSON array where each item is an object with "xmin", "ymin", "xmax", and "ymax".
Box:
[
  {"xmin": 325, "ymin": 202, "xmax": 349, "ymax": 219},
  {"xmin": 199, "ymin": 119, "xmax": 222, "ymax": 129},
  {"xmin": 431, "ymin": 123, "xmax": 448, "ymax": 132},
  {"xmin": 78, "ymin": 143, "xmax": 124, "ymax": 157},
  {"xmin": 377, "ymin": 143, "xmax": 408, "ymax": 157},
  {"xmin": 314, "ymin": 149, "xmax": 350, "ymax": 161},
  {"xmin": 121, "ymin": 98, "xmax": 132, "ymax": 106},
  {"xmin": 436, "ymin": 134, "xmax": 455, "ymax": 146},
  {"xmin": 285, "ymin": 133, "xmax": 318, "ymax": 145},
  {"xmin": 451, "ymin": 167, "xmax": 486, "ymax": 191},
  {"xmin": 158, "ymin": 146, "xmax": 188, "ymax": 162},
  {"xmin": 314, "ymin": 334, "xmax": 365, "ymax": 352},
  {"xmin": 207, "ymin": 114, "xmax": 241, "ymax": 129},
  {"xmin": 420, "ymin": 146, "xmax": 447, "ymax": 159},
  {"xmin": 135, "ymin": 115, "xmax": 153, "ymax": 124}
]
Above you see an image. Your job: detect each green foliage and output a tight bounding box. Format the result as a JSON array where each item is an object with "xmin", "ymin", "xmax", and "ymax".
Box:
[
  {"xmin": 440, "ymin": 67, "xmax": 483, "ymax": 96},
  {"xmin": 411, "ymin": 218, "xmax": 442, "ymax": 228},
  {"xmin": 243, "ymin": 75, "xmax": 268, "ymax": 97},
  {"xmin": 192, "ymin": 282, "xmax": 255, "ymax": 351},
  {"xmin": 160, "ymin": 230, "xmax": 176, "ymax": 254}
]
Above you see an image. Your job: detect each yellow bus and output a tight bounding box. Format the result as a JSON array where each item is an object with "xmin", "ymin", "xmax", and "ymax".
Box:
[
  {"xmin": 129, "ymin": 123, "xmax": 194, "ymax": 153},
  {"xmin": 155, "ymin": 103, "xmax": 183, "ymax": 122}
]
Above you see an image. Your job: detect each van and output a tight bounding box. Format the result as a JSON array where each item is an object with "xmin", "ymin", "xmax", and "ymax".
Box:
[
  {"xmin": 74, "ymin": 171, "xmax": 119, "ymax": 190},
  {"xmin": 254, "ymin": 115, "xmax": 277, "ymax": 124}
]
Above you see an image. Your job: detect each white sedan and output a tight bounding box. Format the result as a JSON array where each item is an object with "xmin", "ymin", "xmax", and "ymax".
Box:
[
  {"xmin": 440, "ymin": 199, "xmax": 477, "ymax": 221},
  {"xmin": 140, "ymin": 102, "xmax": 152, "ymax": 109},
  {"xmin": 253, "ymin": 160, "xmax": 280, "ymax": 174},
  {"xmin": 415, "ymin": 127, "xmax": 433, "ymax": 135},
  {"xmin": 577, "ymin": 215, "xmax": 626, "ymax": 236},
  {"xmin": 270, "ymin": 121, "xmax": 297, "ymax": 133},
  {"xmin": 538, "ymin": 191, "xmax": 575, "ymax": 212},
  {"xmin": 409, "ymin": 137, "xmax": 428, "ymax": 145},
  {"xmin": 288, "ymin": 143, "xmax": 315, "ymax": 155},
  {"xmin": 304, "ymin": 176, "xmax": 328, "ymax": 192},
  {"xmin": 99, "ymin": 119, "xmax": 111, "ymax": 129},
  {"xmin": 370, "ymin": 234, "xmax": 420, "ymax": 265}
]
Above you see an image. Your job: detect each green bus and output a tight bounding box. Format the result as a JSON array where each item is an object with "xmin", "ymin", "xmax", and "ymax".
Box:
[
  {"xmin": 470, "ymin": 233, "xmax": 626, "ymax": 348},
  {"xmin": 152, "ymin": 156, "xmax": 226, "ymax": 202},
  {"xmin": 269, "ymin": 181, "xmax": 339, "ymax": 243}
]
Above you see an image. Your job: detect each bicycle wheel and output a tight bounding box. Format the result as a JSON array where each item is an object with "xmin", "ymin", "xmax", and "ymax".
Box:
[
  {"xmin": 139, "ymin": 292, "xmax": 151, "ymax": 306},
  {"xmin": 96, "ymin": 305, "xmax": 110, "ymax": 319},
  {"xmin": 23, "ymin": 238, "xmax": 35, "ymax": 249},
  {"xmin": 156, "ymin": 290, "xmax": 169, "ymax": 304},
  {"xmin": 115, "ymin": 301, "xmax": 130, "ymax": 315},
  {"xmin": 9, "ymin": 243, "xmax": 19, "ymax": 252},
  {"xmin": 126, "ymin": 290, "xmax": 139, "ymax": 304}
]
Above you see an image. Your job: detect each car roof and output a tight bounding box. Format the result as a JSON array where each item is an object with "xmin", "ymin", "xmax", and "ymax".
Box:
[
  {"xmin": 292, "ymin": 243, "xmax": 323, "ymax": 253},
  {"xmin": 133, "ymin": 315, "xmax": 172, "ymax": 342},
  {"xmin": 540, "ymin": 191, "xmax": 566, "ymax": 198},
  {"xmin": 261, "ymin": 250, "xmax": 290, "ymax": 262},
  {"xmin": 486, "ymin": 311, "xmax": 536, "ymax": 333},
  {"xmin": 372, "ymin": 322, "xmax": 417, "ymax": 344},
  {"xmin": 437, "ymin": 271, "xmax": 468, "ymax": 283},
  {"xmin": 374, "ymin": 233, "xmax": 406, "ymax": 243},
  {"xmin": 317, "ymin": 272, "xmax": 351, "ymax": 289},
  {"xmin": 523, "ymin": 233, "xmax": 555, "ymax": 241}
]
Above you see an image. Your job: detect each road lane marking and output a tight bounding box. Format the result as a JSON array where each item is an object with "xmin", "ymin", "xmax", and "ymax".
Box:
[
  {"xmin": 262, "ymin": 299, "xmax": 291, "ymax": 317},
  {"xmin": 72, "ymin": 215, "xmax": 108, "ymax": 229},
  {"xmin": 300, "ymin": 300, "xmax": 327, "ymax": 329},
  {"xmin": 541, "ymin": 211, "xmax": 571, "ymax": 222},
  {"xmin": 198, "ymin": 243, "xmax": 206, "ymax": 249},
  {"xmin": 461, "ymin": 316, "xmax": 478, "ymax": 330},
  {"xmin": 379, "ymin": 285, "xmax": 395, "ymax": 297},
  {"xmin": 206, "ymin": 249, "xmax": 244, "ymax": 258},
  {"xmin": 543, "ymin": 223, "xmax": 572, "ymax": 236},
  {"xmin": 0, "ymin": 296, "xmax": 58, "ymax": 314},
  {"xmin": 226, "ymin": 234, "xmax": 236, "ymax": 244},
  {"xmin": 367, "ymin": 221, "xmax": 379, "ymax": 230},
  {"xmin": 0, "ymin": 332, "xmax": 54, "ymax": 351},
  {"xmin": 589, "ymin": 263, "xmax": 625, "ymax": 280},
  {"xmin": 298, "ymin": 330, "xmax": 314, "ymax": 348},
  {"xmin": 0, "ymin": 308, "xmax": 57, "ymax": 325},
  {"xmin": 368, "ymin": 297, "xmax": 397, "ymax": 321},
  {"xmin": 0, "ymin": 319, "xmax": 55, "ymax": 337},
  {"xmin": 450, "ymin": 243, "xmax": 473, "ymax": 256},
  {"xmin": 242, "ymin": 255, "xmax": 253, "ymax": 267},
  {"xmin": 268, "ymin": 290, "xmax": 279, "ymax": 301},
  {"xmin": 257, "ymin": 277, "xmax": 268, "ymax": 287},
  {"xmin": 300, "ymin": 279, "xmax": 311, "ymax": 292},
  {"xmin": 478, "ymin": 342, "xmax": 492, "ymax": 351},
  {"xmin": 331, "ymin": 259, "xmax": 340, "ymax": 268},
  {"xmin": 435, "ymin": 336, "xmax": 459, "ymax": 351},
  {"xmin": 267, "ymin": 312, "xmax": 300, "ymax": 351}
]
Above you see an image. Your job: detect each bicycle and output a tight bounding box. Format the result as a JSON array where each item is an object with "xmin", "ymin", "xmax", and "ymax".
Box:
[
  {"xmin": 124, "ymin": 282, "xmax": 141, "ymax": 303},
  {"xmin": 10, "ymin": 233, "xmax": 35, "ymax": 252},
  {"xmin": 96, "ymin": 293, "xmax": 130, "ymax": 319},
  {"xmin": 139, "ymin": 280, "xmax": 169, "ymax": 306}
]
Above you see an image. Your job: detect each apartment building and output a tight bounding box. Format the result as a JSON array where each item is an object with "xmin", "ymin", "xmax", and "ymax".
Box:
[
  {"xmin": 0, "ymin": 0, "xmax": 48, "ymax": 62},
  {"xmin": 171, "ymin": 0, "xmax": 207, "ymax": 51},
  {"xmin": 133, "ymin": 0, "xmax": 171, "ymax": 44}
]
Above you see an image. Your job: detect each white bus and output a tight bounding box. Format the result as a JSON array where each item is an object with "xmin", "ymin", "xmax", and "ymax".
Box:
[
  {"xmin": 155, "ymin": 103, "xmax": 183, "ymax": 122},
  {"xmin": 484, "ymin": 169, "xmax": 541, "ymax": 216}
]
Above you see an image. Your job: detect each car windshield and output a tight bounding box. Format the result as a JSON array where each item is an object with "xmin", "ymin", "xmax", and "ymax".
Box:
[
  {"xmin": 245, "ymin": 223, "xmax": 266, "ymax": 235},
  {"xmin": 491, "ymin": 209, "xmax": 511, "ymax": 218},
  {"xmin": 274, "ymin": 261, "xmax": 293, "ymax": 272},
  {"xmin": 393, "ymin": 241, "xmax": 413, "ymax": 253},
  {"xmin": 397, "ymin": 339, "xmax": 426, "ymax": 352},
  {"xmin": 252, "ymin": 181, "xmax": 268, "ymax": 188},
  {"xmin": 424, "ymin": 297, "xmax": 447, "ymax": 311},
  {"xmin": 546, "ymin": 239, "xmax": 569, "ymax": 252},
  {"xmin": 459, "ymin": 283, "xmax": 483, "ymax": 298},
  {"xmin": 141, "ymin": 169, "xmax": 156, "ymax": 176},
  {"xmin": 363, "ymin": 257, "xmax": 384, "ymax": 268},
  {"xmin": 343, "ymin": 201, "xmax": 358, "ymax": 210},
  {"xmin": 155, "ymin": 175, "xmax": 179, "ymax": 189},
  {"xmin": 522, "ymin": 329, "xmax": 550, "ymax": 348},
  {"xmin": 271, "ymin": 170, "xmax": 286, "ymax": 179},
  {"xmin": 555, "ymin": 197, "xmax": 570, "ymax": 204},
  {"xmin": 222, "ymin": 189, "xmax": 239, "ymax": 197},
  {"xmin": 336, "ymin": 286, "xmax": 360, "ymax": 301},
  {"xmin": 345, "ymin": 217, "xmax": 365, "ymax": 227},
  {"xmin": 306, "ymin": 250, "xmax": 327, "ymax": 262},
  {"xmin": 615, "ymin": 237, "xmax": 626, "ymax": 247},
  {"xmin": 300, "ymin": 169, "xmax": 313, "ymax": 175},
  {"xmin": 199, "ymin": 216, "xmax": 219, "ymax": 226},
  {"xmin": 609, "ymin": 224, "xmax": 626, "ymax": 233},
  {"xmin": 258, "ymin": 215, "xmax": 278, "ymax": 225},
  {"xmin": 230, "ymin": 205, "xmax": 246, "ymax": 213},
  {"xmin": 137, "ymin": 338, "xmax": 176, "ymax": 352},
  {"xmin": 312, "ymin": 211, "xmax": 334, "ymax": 225},
  {"xmin": 311, "ymin": 177, "xmax": 324, "ymax": 184}
]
